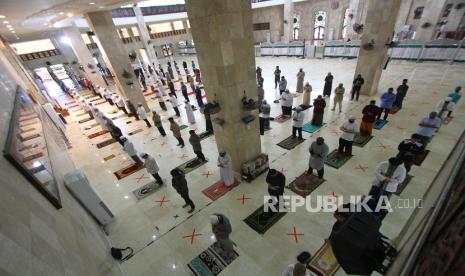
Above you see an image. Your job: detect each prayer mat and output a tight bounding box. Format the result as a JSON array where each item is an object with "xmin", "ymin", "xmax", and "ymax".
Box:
[
  {"xmin": 353, "ymin": 133, "xmax": 373, "ymax": 147},
  {"xmin": 299, "ymin": 104, "xmax": 312, "ymax": 111},
  {"xmin": 113, "ymin": 163, "xmax": 144, "ymax": 180},
  {"xmin": 202, "ymin": 179, "xmax": 240, "ymax": 201},
  {"xmin": 64, "ymin": 101, "xmax": 76, "ymax": 106},
  {"xmin": 179, "ymin": 124, "xmax": 188, "ymax": 130},
  {"xmin": 177, "ymin": 158, "xmax": 208, "ymax": 174},
  {"xmin": 111, "ymin": 114, "xmax": 125, "ymax": 120},
  {"xmin": 84, "ymin": 123, "xmax": 99, "ymax": 130},
  {"xmin": 78, "ymin": 117, "xmax": 93, "ymax": 124},
  {"xmin": 273, "ymin": 114, "xmax": 290, "ymax": 123},
  {"xmin": 67, "ymin": 103, "xmax": 79, "ymax": 109},
  {"xmin": 23, "ymin": 152, "xmax": 44, "ymax": 163},
  {"xmin": 18, "ymin": 133, "xmax": 40, "ymax": 142},
  {"xmin": 128, "ymin": 129, "xmax": 143, "ymax": 136},
  {"xmin": 19, "ymin": 143, "xmax": 39, "ymax": 152},
  {"xmin": 324, "ymin": 150, "xmax": 352, "ymax": 169},
  {"xmin": 394, "ymin": 175, "xmax": 414, "ymax": 196},
  {"xmin": 373, "ymin": 120, "xmax": 388, "ymax": 130},
  {"xmin": 20, "ymin": 128, "xmax": 36, "ymax": 134},
  {"xmin": 132, "ymin": 182, "xmax": 160, "ymax": 200},
  {"xmin": 143, "ymin": 91, "xmax": 156, "ymax": 97},
  {"xmin": 90, "ymin": 97, "xmax": 102, "ymax": 102},
  {"xmin": 75, "ymin": 112, "xmax": 88, "ymax": 117},
  {"xmin": 414, "ymin": 150, "xmax": 430, "ymax": 166},
  {"xmin": 87, "ymin": 130, "xmax": 109, "ymax": 139},
  {"xmin": 94, "ymin": 100, "xmax": 108, "ymax": 106},
  {"xmin": 126, "ymin": 121, "xmax": 132, "ymax": 124},
  {"xmin": 187, "ymin": 242, "xmax": 239, "ymax": 276},
  {"xmin": 103, "ymin": 154, "xmax": 116, "ymax": 162},
  {"xmin": 243, "ymin": 205, "xmax": 287, "ymax": 234},
  {"xmin": 96, "ymin": 138, "xmax": 117, "ymax": 149},
  {"xmin": 199, "ymin": 131, "xmax": 214, "ymax": 140},
  {"xmin": 288, "ymin": 173, "xmax": 325, "ymax": 198},
  {"xmin": 277, "ymin": 136, "xmax": 306, "ymax": 150},
  {"xmin": 20, "ymin": 120, "xmax": 38, "ymax": 127},
  {"xmin": 443, "ymin": 116, "xmax": 453, "ymax": 125},
  {"xmin": 307, "ymin": 240, "xmax": 340, "ymax": 276},
  {"xmin": 303, "ymin": 122, "xmax": 326, "ymax": 133}
]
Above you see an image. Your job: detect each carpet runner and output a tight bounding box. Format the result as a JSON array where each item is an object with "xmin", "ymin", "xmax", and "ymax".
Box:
[
  {"xmin": 202, "ymin": 180, "xmax": 240, "ymax": 201},
  {"xmin": 277, "ymin": 136, "xmax": 306, "ymax": 150},
  {"xmin": 288, "ymin": 173, "xmax": 325, "ymax": 198},
  {"xmin": 243, "ymin": 205, "xmax": 287, "ymax": 234},
  {"xmin": 187, "ymin": 242, "xmax": 239, "ymax": 276},
  {"xmin": 324, "ymin": 150, "xmax": 352, "ymax": 169}
]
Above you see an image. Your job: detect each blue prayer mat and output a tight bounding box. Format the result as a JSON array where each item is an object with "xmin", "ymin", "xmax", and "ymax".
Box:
[
  {"xmin": 303, "ymin": 122, "xmax": 326, "ymax": 133},
  {"xmin": 373, "ymin": 120, "xmax": 388, "ymax": 129}
]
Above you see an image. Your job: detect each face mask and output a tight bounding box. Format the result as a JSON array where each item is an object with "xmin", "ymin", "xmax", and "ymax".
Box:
[{"xmin": 349, "ymin": 120, "xmax": 355, "ymax": 123}]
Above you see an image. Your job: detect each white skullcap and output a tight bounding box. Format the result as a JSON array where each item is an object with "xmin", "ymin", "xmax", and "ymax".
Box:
[
  {"xmin": 445, "ymin": 97, "xmax": 453, "ymax": 101},
  {"xmin": 209, "ymin": 215, "xmax": 219, "ymax": 225},
  {"xmin": 349, "ymin": 115, "xmax": 356, "ymax": 120}
]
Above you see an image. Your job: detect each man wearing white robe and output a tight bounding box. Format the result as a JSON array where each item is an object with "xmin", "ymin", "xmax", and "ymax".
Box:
[
  {"xmin": 217, "ymin": 151, "xmax": 235, "ymax": 186},
  {"xmin": 435, "ymin": 97, "xmax": 455, "ymax": 119},
  {"xmin": 185, "ymin": 101, "xmax": 196, "ymax": 123}
]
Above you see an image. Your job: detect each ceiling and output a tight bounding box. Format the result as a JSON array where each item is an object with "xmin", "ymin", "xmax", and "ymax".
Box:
[{"xmin": 0, "ymin": 0, "xmax": 145, "ymax": 40}]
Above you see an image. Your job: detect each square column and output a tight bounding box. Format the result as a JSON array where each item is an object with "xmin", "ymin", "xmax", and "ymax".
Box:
[
  {"xmin": 186, "ymin": 0, "xmax": 261, "ymax": 172},
  {"xmin": 86, "ymin": 11, "xmax": 148, "ymax": 110},
  {"xmin": 415, "ymin": 0, "xmax": 448, "ymax": 41},
  {"xmin": 283, "ymin": 0, "xmax": 294, "ymax": 42},
  {"xmin": 133, "ymin": 5, "xmax": 159, "ymax": 71},
  {"xmin": 354, "ymin": 0, "xmax": 401, "ymax": 96}
]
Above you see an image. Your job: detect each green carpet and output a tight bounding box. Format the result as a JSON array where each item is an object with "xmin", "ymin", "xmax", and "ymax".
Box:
[
  {"xmin": 324, "ymin": 150, "xmax": 352, "ymax": 169},
  {"xmin": 277, "ymin": 136, "xmax": 306, "ymax": 150},
  {"xmin": 177, "ymin": 158, "xmax": 208, "ymax": 174},
  {"xmin": 179, "ymin": 124, "xmax": 188, "ymax": 130},
  {"xmin": 244, "ymin": 205, "xmax": 287, "ymax": 234},
  {"xmin": 353, "ymin": 134, "xmax": 373, "ymax": 147}
]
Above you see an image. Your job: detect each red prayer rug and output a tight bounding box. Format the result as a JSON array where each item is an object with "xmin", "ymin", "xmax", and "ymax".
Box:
[
  {"xmin": 273, "ymin": 114, "xmax": 290, "ymax": 123},
  {"xmin": 202, "ymin": 179, "xmax": 240, "ymax": 201},
  {"xmin": 114, "ymin": 163, "xmax": 144, "ymax": 180},
  {"xmin": 96, "ymin": 138, "xmax": 117, "ymax": 149},
  {"xmin": 87, "ymin": 130, "xmax": 109, "ymax": 139}
]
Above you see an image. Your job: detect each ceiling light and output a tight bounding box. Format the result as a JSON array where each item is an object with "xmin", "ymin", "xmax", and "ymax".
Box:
[
  {"xmin": 3, "ymin": 21, "xmax": 8, "ymax": 24},
  {"xmin": 6, "ymin": 24, "xmax": 12, "ymax": 28},
  {"xmin": 59, "ymin": 12, "xmax": 64, "ymax": 15},
  {"xmin": 11, "ymin": 31, "xmax": 15, "ymax": 33},
  {"xmin": 89, "ymin": 2, "xmax": 95, "ymax": 5},
  {"xmin": 43, "ymin": 23, "xmax": 48, "ymax": 26},
  {"xmin": 99, "ymin": 6, "xmax": 105, "ymax": 9},
  {"xmin": 0, "ymin": 15, "xmax": 5, "ymax": 19}
]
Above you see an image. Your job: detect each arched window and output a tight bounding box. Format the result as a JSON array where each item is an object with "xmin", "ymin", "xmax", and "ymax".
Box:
[
  {"xmin": 313, "ymin": 11, "xmax": 327, "ymax": 42},
  {"xmin": 342, "ymin": 8, "xmax": 350, "ymax": 39},
  {"xmin": 293, "ymin": 14, "xmax": 300, "ymax": 40}
]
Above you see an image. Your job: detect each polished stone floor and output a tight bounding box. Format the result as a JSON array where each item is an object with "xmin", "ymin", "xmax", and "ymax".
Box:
[{"xmin": 59, "ymin": 57, "xmax": 464, "ymax": 275}]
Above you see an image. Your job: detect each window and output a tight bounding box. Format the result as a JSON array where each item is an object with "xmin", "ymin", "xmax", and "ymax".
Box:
[
  {"xmin": 253, "ymin": 22, "xmax": 270, "ymax": 31},
  {"xmin": 162, "ymin": 44, "xmax": 173, "ymax": 57},
  {"xmin": 186, "ymin": 20, "xmax": 190, "ymax": 29},
  {"xmin": 119, "ymin": 28, "xmax": 130, "ymax": 38},
  {"xmin": 11, "ymin": 39, "xmax": 56, "ymax": 55},
  {"xmin": 293, "ymin": 15, "xmax": 300, "ymax": 40},
  {"xmin": 81, "ymin": 33, "xmax": 92, "ymax": 44},
  {"xmin": 131, "ymin": 26, "xmax": 140, "ymax": 37},
  {"xmin": 150, "ymin": 22, "xmax": 173, "ymax": 33},
  {"xmin": 173, "ymin": 20, "xmax": 184, "ymax": 30},
  {"xmin": 313, "ymin": 11, "xmax": 326, "ymax": 41},
  {"xmin": 342, "ymin": 8, "xmax": 350, "ymax": 39}
]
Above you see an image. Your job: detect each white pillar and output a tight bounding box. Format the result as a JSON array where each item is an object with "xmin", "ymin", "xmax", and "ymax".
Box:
[
  {"xmin": 415, "ymin": 0, "xmax": 448, "ymax": 41},
  {"xmin": 133, "ymin": 5, "xmax": 159, "ymax": 70},
  {"xmin": 283, "ymin": 0, "xmax": 294, "ymax": 42}
]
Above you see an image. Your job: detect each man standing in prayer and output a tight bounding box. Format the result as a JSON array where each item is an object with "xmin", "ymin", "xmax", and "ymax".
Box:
[
  {"xmin": 151, "ymin": 109, "xmax": 166, "ymax": 137},
  {"xmin": 256, "ymin": 66, "xmax": 262, "ymax": 78},
  {"xmin": 168, "ymin": 80, "xmax": 177, "ymax": 98},
  {"xmin": 169, "ymin": 94, "xmax": 181, "ymax": 117},
  {"xmin": 281, "ymin": 89, "xmax": 294, "ymax": 116},
  {"xmin": 415, "ymin": 112, "xmax": 441, "ymax": 146},
  {"xmin": 204, "ymin": 105, "xmax": 214, "ymax": 133},
  {"xmin": 189, "ymin": 130, "xmax": 206, "ymax": 162},
  {"xmin": 377, "ymin": 88, "xmax": 397, "ymax": 121},
  {"xmin": 257, "ymin": 83, "xmax": 265, "ymax": 103},
  {"xmin": 331, "ymin": 83, "xmax": 345, "ymax": 113},
  {"xmin": 180, "ymin": 81, "xmax": 189, "ymax": 102},
  {"xmin": 393, "ymin": 79, "xmax": 409, "ymax": 110},
  {"xmin": 360, "ymin": 100, "xmax": 380, "ymax": 136},
  {"xmin": 323, "ymin": 72, "xmax": 333, "ymax": 98},
  {"xmin": 266, "ymin": 169, "xmax": 285, "ymax": 210},
  {"xmin": 448, "ymin": 86, "xmax": 462, "ymax": 104},
  {"xmin": 108, "ymin": 121, "xmax": 124, "ymax": 146},
  {"xmin": 168, "ymin": 117, "xmax": 184, "ymax": 147},
  {"xmin": 141, "ymin": 153, "xmax": 163, "ymax": 185},
  {"xmin": 311, "ymin": 95, "xmax": 326, "ymax": 126},
  {"xmin": 210, "ymin": 214, "xmax": 233, "ymax": 258},
  {"xmin": 308, "ymin": 137, "xmax": 329, "ymax": 179},
  {"xmin": 292, "ymin": 106, "xmax": 305, "ymax": 140},
  {"xmin": 259, "ymin": 100, "xmax": 271, "ymax": 135},
  {"xmin": 296, "ymin": 68, "xmax": 305, "ymax": 93},
  {"xmin": 338, "ymin": 115, "xmax": 359, "ymax": 156},
  {"xmin": 217, "ymin": 151, "xmax": 235, "ymax": 186},
  {"xmin": 185, "ymin": 101, "xmax": 196, "ymax": 124},
  {"xmin": 171, "ymin": 168, "xmax": 195, "ymax": 213},
  {"xmin": 137, "ymin": 103, "xmax": 152, "ymax": 128},
  {"xmin": 303, "ymin": 82, "xmax": 312, "ymax": 107},
  {"xmin": 279, "ymin": 76, "xmax": 288, "ymax": 95},
  {"xmin": 351, "ymin": 74, "xmax": 364, "ymax": 101},
  {"xmin": 121, "ymin": 137, "xmax": 142, "ymax": 165},
  {"xmin": 126, "ymin": 99, "xmax": 139, "ymax": 120},
  {"xmin": 274, "ymin": 66, "xmax": 281, "ymax": 89},
  {"xmin": 103, "ymin": 89, "xmax": 114, "ymax": 105},
  {"xmin": 435, "ymin": 97, "xmax": 455, "ymax": 119},
  {"xmin": 195, "ymin": 86, "xmax": 204, "ymax": 107},
  {"xmin": 397, "ymin": 134, "xmax": 424, "ymax": 173}
]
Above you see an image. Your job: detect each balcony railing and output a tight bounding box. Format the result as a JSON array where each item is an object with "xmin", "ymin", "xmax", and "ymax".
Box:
[{"xmin": 150, "ymin": 29, "xmax": 187, "ymax": 39}]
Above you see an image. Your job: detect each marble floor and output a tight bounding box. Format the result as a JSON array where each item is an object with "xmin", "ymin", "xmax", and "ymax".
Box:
[{"xmin": 58, "ymin": 57, "xmax": 464, "ymax": 275}]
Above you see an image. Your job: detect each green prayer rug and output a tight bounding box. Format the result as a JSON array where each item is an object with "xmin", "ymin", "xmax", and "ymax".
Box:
[
  {"xmin": 243, "ymin": 205, "xmax": 287, "ymax": 234},
  {"xmin": 277, "ymin": 136, "xmax": 306, "ymax": 150},
  {"xmin": 179, "ymin": 124, "xmax": 189, "ymax": 130},
  {"xmin": 324, "ymin": 150, "xmax": 352, "ymax": 169},
  {"xmin": 176, "ymin": 158, "xmax": 208, "ymax": 174},
  {"xmin": 353, "ymin": 134, "xmax": 373, "ymax": 147}
]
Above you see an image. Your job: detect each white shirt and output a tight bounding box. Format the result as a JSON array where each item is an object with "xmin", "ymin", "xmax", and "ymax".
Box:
[
  {"xmin": 123, "ymin": 140, "xmax": 137, "ymax": 156},
  {"xmin": 416, "ymin": 116, "xmax": 441, "ymax": 137},
  {"xmin": 137, "ymin": 106, "xmax": 148, "ymax": 120},
  {"xmin": 116, "ymin": 97, "xmax": 125, "ymax": 107},
  {"xmin": 340, "ymin": 121, "xmax": 359, "ymax": 141},
  {"xmin": 281, "ymin": 264, "xmax": 312, "ymax": 276},
  {"xmin": 282, "ymin": 93, "xmax": 294, "ymax": 107},
  {"xmin": 292, "ymin": 111, "xmax": 305, "ymax": 127},
  {"xmin": 170, "ymin": 95, "xmax": 178, "ymax": 107},
  {"xmin": 144, "ymin": 156, "xmax": 159, "ymax": 174},
  {"xmin": 104, "ymin": 90, "xmax": 111, "ymax": 99},
  {"xmin": 373, "ymin": 161, "xmax": 407, "ymax": 193},
  {"xmin": 98, "ymin": 87, "xmax": 105, "ymax": 95}
]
